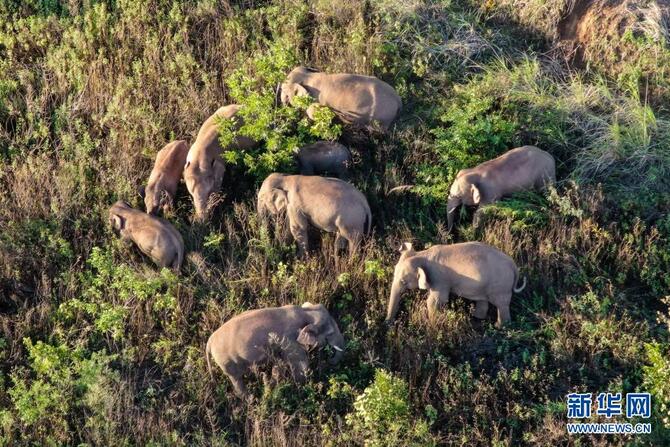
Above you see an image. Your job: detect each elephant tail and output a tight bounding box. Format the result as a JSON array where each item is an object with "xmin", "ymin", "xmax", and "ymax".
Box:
[
  {"xmin": 205, "ymin": 336, "xmax": 213, "ymax": 380},
  {"xmin": 513, "ymin": 271, "xmax": 527, "ymax": 293},
  {"xmin": 364, "ymin": 203, "xmax": 372, "ymax": 236},
  {"xmin": 173, "ymin": 245, "xmax": 184, "ymax": 271}
]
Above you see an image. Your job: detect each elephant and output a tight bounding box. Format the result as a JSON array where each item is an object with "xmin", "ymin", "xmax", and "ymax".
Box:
[
  {"xmin": 385, "ymin": 241, "xmax": 526, "ymax": 327},
  {"xmin": 257, "ymin": 173, "xmax": 371, "ymax": 256},
  {"xmin": 141, "ymin": 140, "xmax": 189, "ymax": 215},
  {"xmin": 206, "ymin": 302, "xmax": 345, "ymax": 397},
  {"xmin": 183, "ymin": 104, "xmax": 257, "ymax": 221},
  {"xmin": 296, "ymin": 141, "xmax": 351, "ymax": 178},
  {"xmin": 447, "ymin": 145, "xmax": 556, "ymax": 231},
  {"xmin": 280, "ymin": 66, "xmax": 402, "ymax": 131},
  {"xmin": 108, "ymin": 201, "xmax": 184, "ymax": 270}
]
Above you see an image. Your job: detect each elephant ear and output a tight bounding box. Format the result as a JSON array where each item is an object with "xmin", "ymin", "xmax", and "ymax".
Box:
[
  {"xmin": 470, "ymin": 183, "xmax": 481, "ymax": 205},
  {"xmin": 293, "ymin": 83, "xmax": 309, "ymax": 99},
  {"xmin": 272, "ymin": 188, "xmax": 288, "ymax": 213},
  {"xmin": 398, "ymin": 242, "xmax": 415, "ymax": 259},
  {"xmin": 417, "ymin": 266, "xmax": 430, "ymax": 290},
  {"xmin": 110, "ymin": 213, "xmax": 125, "ymax": 230},
  {"xmin": 297, "ymin": 324, "xmax": 319, "ymax": 349}
]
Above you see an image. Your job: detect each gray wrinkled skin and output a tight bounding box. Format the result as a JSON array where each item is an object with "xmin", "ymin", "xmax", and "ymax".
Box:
[
  {"xmin": 183, "ymin": 105, "xmax": 258, "ymax": 221},
  {"xmin": 144, "ymin": 140, "xmax": 189, "ymax": 215},
  {"xmin": 108, "ymin": 201, "xmax": 184, "ymax": 270},
  {"xmin": 386, "ymin": 242, "xmax": 526, "ymax": 327},
  {"xmin": 296, "ymin": 141, "xmax": 351, "ymax": 178},
  {"xmin": 280, "ymin": 66, "xmax": 402, "ymax": 131},
  {"xmin": 257, "ymin": 173, "xmax": 371, "ymax": 256},
  {"xmin": 447, "ymin": 145, "xmax": 556, "ymax": 231},
  {"xmin": 206, "ymin": 302, "xmax": 345, "ymax": 397}
]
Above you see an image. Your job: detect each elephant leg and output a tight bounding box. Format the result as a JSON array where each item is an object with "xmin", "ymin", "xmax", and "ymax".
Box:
[
  {"xmin": 426, "ymin": 289, "xmax": 449, "ymax": 321},
  {"xmin": 282, "ymin": 342, "xmax": 310, "ymax": 383},
  {"xmin": 490, "ymin": 294, "xmax": 512, "ymax": 328},
  {"xmin": 223, "ymin": 370, "xmax": 247, "ymax": 397},
  {"xmin": 337, "ymin": 225, "xmax": 362, "ymax": 254},
  {"xmin": 335, "ymin": 233, "xmax": 349, "ymax": 252},
  {"xmin": 473, "ymin": 299, "xmax": 489, "ymax": 319},
  {"xmin": 288, "ymin": 207, "xmax": 310, "ymax": 257}
]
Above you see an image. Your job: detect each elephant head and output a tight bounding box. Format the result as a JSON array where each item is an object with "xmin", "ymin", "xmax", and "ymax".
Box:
[
  {"xmin": 184, "ymin": 155, "xmax": 225, "ymax": 221},
  {"xmin": 257, "ymin": 173, "xmax": 289, "ymax": 217},
  {"xmin": 142, "ymin": 185, "xmax": 169, "ymax": 216},
  {"xmin": 385, "ymin": 242, "xmax": 432, "ymax": 322},
  {"xmin": 280, "ymin": 82, "xmax": 309, "ymax": 105},
  {"xmin": 280, "ymin": 66, "xmax": 316, "ymax": 105},
  {"xmin": 297, "ymin": 302, "xmax": 345, "ymax": 364},
  {"xmin": 109, "ymin": 201, "xmax": 131, "ymax": 232},
  {"xmin": 447, "ymin": 174, "xmax": 481, "ymax": 231}
]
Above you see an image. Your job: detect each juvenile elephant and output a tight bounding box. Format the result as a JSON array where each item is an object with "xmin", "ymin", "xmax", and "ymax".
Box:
[
  {"xmin": 385, "ymin": 242, "xmax": 526, "ymax": 327},
  {"xmin": 257, "ymin": 173, "xmax": 371, "ymax": 256},
  {"xmin": 206, "ymin": 302, "xmax": 345, "ymax": 397},
  {"xmin": 447, "ymin": 145, "xmax": 555, "ymax": 231},
  {"xmin": 296, "ymin": 141, "xmax": 351, "ymax": 178},
  {"xmin": 108, "ymin": 201, "xmax": 184, "ymax": 270},
  {"xmin": 280, "ymin": 66, "xmax": 402, "ymax": 131},
  {"xmin": 141, "ymin": 140, "xmax": 189, "ymax": 215},
  {"xmin": 184, "ymin": 105, "xmax": 257, "ymax": 221}
]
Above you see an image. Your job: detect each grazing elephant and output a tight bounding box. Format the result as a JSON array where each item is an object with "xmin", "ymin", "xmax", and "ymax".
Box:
[
  {"xmin": 257, "ymin": 173, "xmax": 371, "ymax": 256},
  {"xmin": 296, "ymin": 141, "xmax": 351, "ymax": 178},
  {"xmin": 184, "ymin": 105, "xmax": 257, "ymax": 221},
  {"xmin": 141, "ymin": 140, "xmax": 189, "ymax": 215},
  {"xmin": 447, "ymin": 145, "xmax": 556, "ymax": 231},
  {"xmin": 108, "ymin": 201, "xmax": 184, "ymax": 270},
  {"xmin": 280, "ymin": 66, "xmax": 402, "ymax": 131},
  {"xmin": 385, "ymin": 242, "xmax": 526, "ymax": 327},
  {"xmin": 206, "ymin": 302, "xmax": 345, "ymax": 397}
]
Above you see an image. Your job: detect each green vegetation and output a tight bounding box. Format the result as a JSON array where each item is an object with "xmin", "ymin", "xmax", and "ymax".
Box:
[{"xmin": 0, "ymin": 0, "xmax": 669, "ymax": 445}]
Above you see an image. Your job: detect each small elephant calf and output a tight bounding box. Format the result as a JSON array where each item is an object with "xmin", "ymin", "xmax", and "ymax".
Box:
[
  {"xmin": 296, "ymin": 141, "xmax": 351, "ymax": 178},
  {"xmin": 386, "ymin": 241, "xmax": 526, "ymax": 327},
  {"xmin": 108, "ymin": 201, "xmax": 184, "ymax": 270},
  {"xmin": 206, "ymin": 303, "xmax": 345, "ymax": 397},
  {"xmin": 142, "ymin": 140, "xmax": 189, "ymax": 215}
]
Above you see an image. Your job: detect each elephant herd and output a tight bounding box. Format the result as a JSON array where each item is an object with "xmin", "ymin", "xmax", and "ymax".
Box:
[{"xmin": 107, "ymin": 66, "xmax": 556, "ymax": 397}]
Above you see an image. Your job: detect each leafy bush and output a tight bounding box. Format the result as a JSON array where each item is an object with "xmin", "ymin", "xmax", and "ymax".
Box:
[
  {"xmin": 219, "ymin": 39, "xmax": 342, "ymax": 181},
  {"xmin": 346, "ymin": 369, "xmax": 435, "ymax": 446},
  {"xmin": 7, "ymin": 339, "xmax": 118, "ymax": 445}
]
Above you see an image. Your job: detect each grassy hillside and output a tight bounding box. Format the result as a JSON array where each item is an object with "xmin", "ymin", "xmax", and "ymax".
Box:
[{"xmin": 1, "ymin": 0, "xmax": 669, "ymax": 445}]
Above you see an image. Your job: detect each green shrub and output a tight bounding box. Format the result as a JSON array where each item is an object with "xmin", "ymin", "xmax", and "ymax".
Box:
[
  {"xmin": 57, "ymin": 246, "xmax": 179, "ymax": 340},
  {"xmin": 644, "ymin": 342, "xmax": 670, "ymax": 429},
  {"xmin": 7, "ymin": 339, "xmax": 118, "ymax": 445},
  {"xmin": 414, "ymin": 73, "xmax": 518, "ymax": 202},
  {"xmin": 346, "ymin": 369, "xmax": 435, "ymax": 446},
  {"xmin": 219, "ymin": 39, "xmax": 342, "ymax": 182}
]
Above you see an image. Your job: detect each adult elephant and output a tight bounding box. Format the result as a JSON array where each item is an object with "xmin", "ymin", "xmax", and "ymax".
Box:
[
  {"xmin": 257, "ymin": 173, "xmax": 371, "ymax": 256},
  {"xmin": 183, "ymin": 104, "xmax": 257, "ymax": 221},
  {"xmin": 280, "ymin": 66, "xmax": 402, "ymax": 131},
  {"xmin": 447, "ymin": 146, "xmax": 556, "ymax": 231},
  {"xmin": 206, "ymin": 302, "xmax": 345, "ymax": 397},
  {"xmin": 385, "ymin": 242, "xmax": 526, "ymax": 327}
]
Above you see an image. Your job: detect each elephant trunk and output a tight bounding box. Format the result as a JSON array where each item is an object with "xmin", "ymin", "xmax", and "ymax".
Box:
[
  {"xmin": 193, "ymin": 199, "xmax": 209, "ymax": 222},
  {"xmin": 256, "ymin": 195, "xmax": 268, "ymax": 219},
  {"xmin": 327, "ymin": 320, "xmax": 345, "ymax": 365},
  {"xmin": 447, "ymin": 196, "xmax": 460, "ymax": 231},
  {"xmin": 385, "ymin": 281, "xmax": 405, "ymax": 323}
]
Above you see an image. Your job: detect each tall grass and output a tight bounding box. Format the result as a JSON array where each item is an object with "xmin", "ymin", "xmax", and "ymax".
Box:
[{"xmin": 0, "ymin": 0, "xmax": 669, "ymax": 445}]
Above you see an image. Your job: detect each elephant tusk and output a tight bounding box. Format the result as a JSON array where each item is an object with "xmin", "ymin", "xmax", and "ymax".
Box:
[
  {"xmin": 447, "ymin": 206, "xmax": 458, "ymax": 213},
  {"xmin": 332, "ymin": 345, "xmax": 344, "ymax": 352}
]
